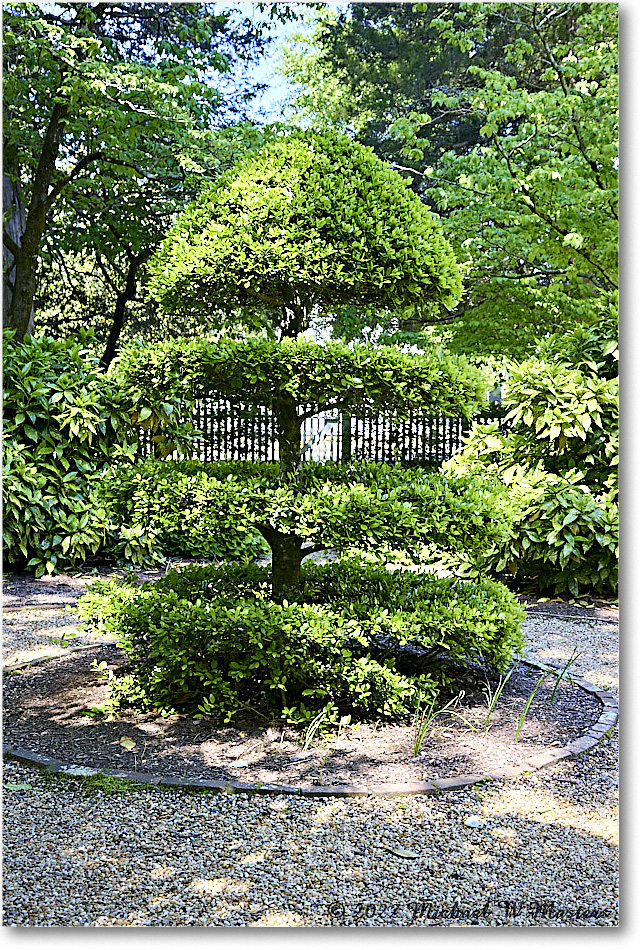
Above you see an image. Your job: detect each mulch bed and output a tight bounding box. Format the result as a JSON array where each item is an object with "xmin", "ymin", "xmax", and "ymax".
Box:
[
  {"xmin": 3, "ymin": 642, "xmax": 602, "ymax": 787},
  {"xmin": 2, "ymin": 566, "xmax": 614, "ymax": 788}
]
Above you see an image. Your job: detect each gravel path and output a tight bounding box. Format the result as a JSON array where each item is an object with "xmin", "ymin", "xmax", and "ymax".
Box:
[{"xmin": 2, "ymin": 607, "xmax": 618, "ymax": 927}]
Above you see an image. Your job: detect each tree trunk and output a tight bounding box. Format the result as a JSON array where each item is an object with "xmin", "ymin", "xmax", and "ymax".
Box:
[
  {"xmin": 6, "ymin": 102, "xmax": 68, "ymax": 340},
  {"xmin": 263, "ymin": 393, "xmax": 305, "ymax": 596},
  {"xmin": 280, "ymin": 289, "xmax": 309, "ymax": 338},
  {"xmin": 3, "ymin": 173, "xmax": 34, "ymax": 334},
  {"xmin": 100, "ymin": 251, "xmax": 150, "ymax": 368},
  {"xmin": 270, "ymin": 533, "xmax": 304, "ymax": 598},
  {"xmin": 274, "ymin": 393, "xmax": 302, "ymax": 485}
]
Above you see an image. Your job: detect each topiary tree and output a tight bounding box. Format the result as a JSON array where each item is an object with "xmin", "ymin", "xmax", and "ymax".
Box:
[
  {"xmin": 148, "ymin": 128, "xmax": 463, "ymax": 339},
  {"xmin": 94, "ymin": 130, "xmax": 524, "ymax": 724}
]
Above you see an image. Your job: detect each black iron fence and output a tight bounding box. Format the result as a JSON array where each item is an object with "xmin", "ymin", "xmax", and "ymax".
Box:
[{"xmin": 138, "ymin": 400, "xmax": 506, "ymax": 467}]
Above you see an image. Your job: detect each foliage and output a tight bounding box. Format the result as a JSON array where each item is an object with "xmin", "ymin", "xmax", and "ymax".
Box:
[
  {"xmin": 535, "ymin": 295, "xmax": 619, "ymax": 381},
  {"xmin": 278, "ymin": 3, "xmax": 508, "ymax": 171},
  {"xmin": 98, "ymin": 459, "xmax": 268, "ymax": 566},
  {"xmin": 444, "ymin": 318, "xmax": 618, "ymax": 594},
  {"xmin": 148, "ymin": 128, "xmax": 463, "ymax": 333},
  {"xmin": 78, "ymin": 560, "xmax": 524, "ymax": 724},
  {"xmin": 279, "ymin": 2, "xmax": 618, "ymax": 357},
  {"xmin": 111, "ymin": 335, "xmax": 486, "ymax": 420},
  {"xmin": 3, "ymin": 1, "xmax": 294, "ymax": 345},
  {"xmin": 2, "ymin": 330, "xmax": 192, "ymax": 575},
  {"xmin": 493, "ymin": 465, "xmax": 617, "ymax": 597},
  {"xmin": 97, "ymin": 457, "xmax": 514, "ymax": 573}
]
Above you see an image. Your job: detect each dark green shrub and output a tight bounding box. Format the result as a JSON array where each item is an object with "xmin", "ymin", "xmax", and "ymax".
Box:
[
  {"xmin": 3, "ymin": 332, "xmax": 132, "ymax": 575},
  {"xmin": 490, "ymin": 468, "xmax": 618, "ymax": 597},
  {"xmin": 445, "ymin": 317, "xmax": 618, "ymax": 595},
  {"xmin": 2, "ymin": 331, "xmax": 194, "ymax": 575},
  {"xmin": 78, "ymin": 561, "xmax": 524, "ymax": 724}
]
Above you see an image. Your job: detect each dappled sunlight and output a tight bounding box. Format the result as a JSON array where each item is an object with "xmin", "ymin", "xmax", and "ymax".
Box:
[
  {"xmin": 3, "ymin": 616, "xmax": 82, "ymax": 666},
  {"xmin": 490, "ymin": 826, "xmax": 521, "ymax": 849},
  {"xmin": 310, "ymin": 801, "xmax": 347, "ymax": 826},
  {"xmin": 483, "ymin": 787, "xmax": 618, "ymax": 846},
  {"xmin": 149, "ymin": 865, "xmax": 176, "ymax": 880},
  {"xmin": 523, "ymin": 617, "xmax": 619, "ymax": 693},
  {"xmin": 240, "ymin": 849, "xmax": 268, "ymax": 866},
  {"xmin": 191, "ymin": 877, "xmax": 251, "ymax": 897},
  {"xmin": 249, "ymin": 911, "xmax": 306, "ymax": 927}
]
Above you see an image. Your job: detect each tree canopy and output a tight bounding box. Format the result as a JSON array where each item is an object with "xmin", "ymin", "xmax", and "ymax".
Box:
[
  {"xmin": 2, "ymin": 2, "xmax": 295, "ymax": 348},
  {"xmin": 149, "ymin": 129, "xmax": 463, "ymax": 336},
  {"xmin": 279, "ymin": 2, "xmax": 618, "ymax": 357}
]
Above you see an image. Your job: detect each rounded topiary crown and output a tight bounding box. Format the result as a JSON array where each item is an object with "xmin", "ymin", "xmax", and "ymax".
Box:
[{"xmin": 150, "ymin": 129, "xmax": 463, "ymax": 319}]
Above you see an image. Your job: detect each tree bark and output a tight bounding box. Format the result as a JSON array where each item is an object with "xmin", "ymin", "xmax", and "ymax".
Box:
[
  {"xmin": 274, "ymin": 393, "xmax": 302, "ymax": 486},
  {"xmin": 3, "ymin": 173, "xmax": 34, "ymax": 334},
  {"xmin": 261, "ymin": 392, "xmax": 306, "ymax": 595},
  {"xmin": 6, "ymin": 102, "xmax": 68, "ymax": 339},
  {"xmin": 267, "ymin": 291, "xmax": 313, "ymax": 594},
  {"xmin": 270, "ymin": 533, "xmax": 304, "ymax": 598},
  {"xmin": 280, "ymin": 288, "xmax": 309, "ymax": 338}
]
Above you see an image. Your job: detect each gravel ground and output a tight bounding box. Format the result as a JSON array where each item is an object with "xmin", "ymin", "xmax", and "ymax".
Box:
[{"xmin": 2, "ymin": 608, "xmax": 619, "ymax": 928}]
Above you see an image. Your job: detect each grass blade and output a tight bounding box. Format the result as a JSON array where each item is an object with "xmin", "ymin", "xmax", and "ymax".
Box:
[{"xmin": 515, "ymin": 672, "xmax": 550, "ymax": 741}]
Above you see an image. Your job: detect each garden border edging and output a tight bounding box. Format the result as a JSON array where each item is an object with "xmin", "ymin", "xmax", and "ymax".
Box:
[{"xmin": 3, "ymin": 652, "xmax": 617, "ymax": 798}]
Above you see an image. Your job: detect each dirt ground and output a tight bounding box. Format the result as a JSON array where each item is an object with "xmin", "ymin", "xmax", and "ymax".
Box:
[{"xmin": 3, "ymin": 566, "xmax": 617, "ymax": 787}]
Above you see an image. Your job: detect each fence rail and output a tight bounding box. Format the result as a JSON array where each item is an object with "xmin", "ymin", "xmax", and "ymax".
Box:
[{"xmin": 138, "ymin": 400, "xmax": 505, "ymax": 467}]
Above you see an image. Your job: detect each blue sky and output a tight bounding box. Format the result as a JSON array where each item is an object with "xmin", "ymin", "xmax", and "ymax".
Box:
[
  {"xmin": 205, "ymin": 2, "xmax": 310, "ymax": 122},
  {"xmin": 218, "ymin": 2, "xmax": 347, "ymax": 122}
]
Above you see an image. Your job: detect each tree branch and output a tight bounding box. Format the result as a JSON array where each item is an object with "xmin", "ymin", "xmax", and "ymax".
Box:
[
  {"xmin": 528, "ymin": 7, "xmax": 616, "ymax": 206},
  {"xmin": 46, "ymin": 151, "xmax": 105, "ymax": 208},
  {"xmin": 491, "ymin": 133, "xmax": 617, "ymax": 290},
  {"xmin": 3, "ymin": 230, "xmax": 20, "ymax": 257},
  {"xmin": 301, "ymin": 543, "xmax": 327, "ymax": 558}
]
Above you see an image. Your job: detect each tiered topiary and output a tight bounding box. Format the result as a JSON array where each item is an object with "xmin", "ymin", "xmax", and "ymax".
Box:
[{"xmin": 84, "ymin": 130, "xmax": 524, "ymax": 723}]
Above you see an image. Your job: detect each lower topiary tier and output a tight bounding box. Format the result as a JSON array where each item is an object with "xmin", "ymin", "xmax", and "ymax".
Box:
[{"xmin": 78, "ymin": 561, "xmax": 525, "ymax": 725}]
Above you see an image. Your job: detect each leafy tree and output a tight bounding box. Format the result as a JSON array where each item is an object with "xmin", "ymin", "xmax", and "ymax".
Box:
[
  {"xmin": 2, "ymin": 2, "xmax": 294, "ymax": 348},
  {"xmin": 279, "ymin": 2, "xmax": 618, "ymax": 357},
  {"xmin": 114, "ymin": 336, "xmax": 485, "ymax": 595},
  {"xmin": 278, "ymin": 3, "xmax": 507, "ymax": 168}
]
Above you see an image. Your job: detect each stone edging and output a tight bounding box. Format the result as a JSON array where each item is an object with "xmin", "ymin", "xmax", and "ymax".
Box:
[{"xmin": 3, "ymin": 649, "xmax": 618, "ymax": 798}]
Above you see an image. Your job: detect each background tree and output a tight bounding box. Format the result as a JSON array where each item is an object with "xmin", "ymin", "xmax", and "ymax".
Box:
[
  {"xmin": 34, "ymin": 122, "xmax": 271, "ymax": 364},
  {"xmin": 278, "ymin": 3, "xmax": 512, "ymax": 170},
  {"xmin": 2, "ymin": 2, "xmax": 296, "ymax": 347},
  {"xmin": 278, "ymin": 2, "xmax": 618, "ymax": 357}
]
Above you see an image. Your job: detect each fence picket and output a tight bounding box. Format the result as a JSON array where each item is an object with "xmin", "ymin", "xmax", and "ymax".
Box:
[{"xmin": 140, "ymin": 400, "xmax": 505, "ymax": 467}]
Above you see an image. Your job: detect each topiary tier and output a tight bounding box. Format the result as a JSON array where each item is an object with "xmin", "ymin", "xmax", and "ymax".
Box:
[
  {"xmin": 97, "ymin": 457, "xmax": 516, "ymax": 575},
  {"xmin": 91, "ymin": 129, "xmax": 525, "ymax": 725},
  {"xmin": 79, "ymin": 560, "xmax": 524, "ymax": 725}
]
